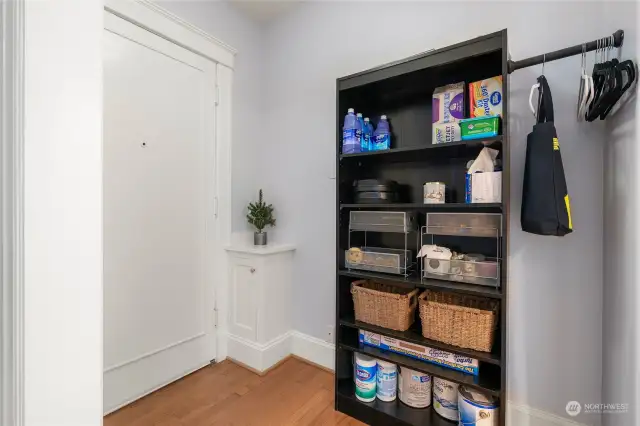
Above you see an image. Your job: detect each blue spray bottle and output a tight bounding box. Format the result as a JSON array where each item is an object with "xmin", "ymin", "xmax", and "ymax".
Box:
[
  {"xmin": 372, "ymin": 115, "xmax": 391, "ymax": 151},
  {"xmin": 362, "ymin": 117, "xmax": 373, "ymax": 152},
  {"xmin": 342, "ymin": 108, "xmax": 359, "ymax": 153}
]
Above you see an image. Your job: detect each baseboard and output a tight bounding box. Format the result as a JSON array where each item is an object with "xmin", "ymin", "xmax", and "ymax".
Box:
[
  {"xmin": 227, "ymin": 331, "xmax": 292, "ymax": 373},
  {"xmin": 290, "ymin": 331, "xmax": 335, "ymax": 371},
  {"xmin": 104, "ymin": 333, "xmax": 213, "ymax": 414},
  {"xmin": 507, "ymin": 401, "xmax": 590, "ymax": 426},
  {"xmin": 291, "ymin": 355, "xmax": 334, "ymax": 374},
  {"xmin": 104, "ymin": 361, "xmax": 209, "ymax": 415},
  {"xmin": 227, "ymin": 355, "xmax": 291, "ymax": 376}
]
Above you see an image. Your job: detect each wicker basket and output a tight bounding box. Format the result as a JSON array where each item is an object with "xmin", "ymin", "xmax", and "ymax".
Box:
[
  {"xmin": 418, "ymin": 290, "xmax": 499, "ymax": 352},
  {"xmin": 351, "ymin": 280, "xmax": 419, "ymax": 331}
]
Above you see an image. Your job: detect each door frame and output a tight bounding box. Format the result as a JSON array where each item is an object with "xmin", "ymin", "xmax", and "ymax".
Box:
[
  {"xmin": 1, "ymin": 2, "xmax": 235, "ymax": 422},
  {"xmin": 1, "ymin": 0, "xmax": 25, "ymax": 425},
  {"xmin": 103, "ymin": 0, "xmax": 236, "ymax": 364}
]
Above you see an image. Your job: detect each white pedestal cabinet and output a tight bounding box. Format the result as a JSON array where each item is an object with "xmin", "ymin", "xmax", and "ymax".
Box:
[{"xmin": 224, "ymin": 244, "xmax": 295, "ymax": 372}]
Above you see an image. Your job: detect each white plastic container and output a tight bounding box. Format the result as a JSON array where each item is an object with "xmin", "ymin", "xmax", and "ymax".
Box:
[
  {"xmin": 376, "ymin": 359, "xmax": 397, "ymax": 402},
  {"xmin": 398, "ymin": 367, "xmax": 431, "ymax": 408},
  {"xmin": 433, "ymin": 377, "xmax": 459, "ymax": 421},
  {"xmin": 458, "ymin": 386, "xmax": 499, "ymax": 426},
  {"xmin": 354, "ymin": 354, "xmax": 377, "ymax": 403}
]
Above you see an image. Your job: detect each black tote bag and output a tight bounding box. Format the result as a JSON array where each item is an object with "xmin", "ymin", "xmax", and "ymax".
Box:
[{"xmin": 521, "ymin": 75, "xmax": 573, "ymax": 236}]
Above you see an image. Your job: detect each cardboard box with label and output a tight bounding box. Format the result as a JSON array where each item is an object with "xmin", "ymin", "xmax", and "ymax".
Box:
[{"xmin": 359, "ymin": 330, "xmax": 479, "ymax": 376}]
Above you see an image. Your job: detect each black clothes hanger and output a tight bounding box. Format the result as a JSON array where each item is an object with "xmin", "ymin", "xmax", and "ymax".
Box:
[
  {"xmin": 585, "ymin": 40, "xmax": 604, "ymax": 121},
  {"xmin": 586, "ymin": 37, "xmax": 617, "ymax": 121},
  {"xmin": 601, "ymin": 59, "xmax": 636, "ymax": 118},
  {"xmin": 585, "ymin": 35, "xmax": 636, "ymax": 120}
]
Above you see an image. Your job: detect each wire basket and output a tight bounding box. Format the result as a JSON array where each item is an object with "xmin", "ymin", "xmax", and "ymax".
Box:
[
  {"xmin": 345, "ymin": 247, "xmax": 413, "ymax": 275},
  {"xmin": 351, "ymin": 280, "xmax": 419, "ymax": 331},
  {"xmin": 418, "ymin": 290, "xmax": 499, "ymax": 352}
]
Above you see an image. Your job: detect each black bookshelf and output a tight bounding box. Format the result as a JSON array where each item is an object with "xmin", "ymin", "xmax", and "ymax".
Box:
[{"xmin": 335, "ymin": 30, "xmax": 509, "ymax": 426}]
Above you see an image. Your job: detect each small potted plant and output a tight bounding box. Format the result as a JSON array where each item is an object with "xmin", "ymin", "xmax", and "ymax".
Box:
[{"xmin": 247, "ymin": 189, "xmax": 276, "ymax": 245}]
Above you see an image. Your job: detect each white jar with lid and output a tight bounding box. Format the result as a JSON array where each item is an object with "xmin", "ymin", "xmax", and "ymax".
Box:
[{"xmin": 424, "ymin": 182, "xmax": 446, "ymax": 204}]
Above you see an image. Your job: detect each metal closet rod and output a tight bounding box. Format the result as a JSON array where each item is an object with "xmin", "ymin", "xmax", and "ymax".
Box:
[{"xmin": 507, "ymin": 29, "xmax": 624, "ymax": 73}]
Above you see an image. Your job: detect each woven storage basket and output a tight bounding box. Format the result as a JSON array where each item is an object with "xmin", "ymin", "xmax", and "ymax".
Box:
[
  {"xmin": 351, "ymin": 280, "xmax": 419, "ymax": 331},
  {"xmin": 418, "ymin": 290, "xmax": 498, "ymax": 352}
]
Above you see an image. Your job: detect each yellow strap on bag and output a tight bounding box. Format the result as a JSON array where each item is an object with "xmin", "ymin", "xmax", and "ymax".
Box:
[{"xmin": 564, "ymin": 194, "xmax": 573, "ymax": 230}]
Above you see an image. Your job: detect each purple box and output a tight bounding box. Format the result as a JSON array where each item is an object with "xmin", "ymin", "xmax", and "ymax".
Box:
[{"xmin": 432, "ymin": 82, "xmax": 465, "ymax": 123}]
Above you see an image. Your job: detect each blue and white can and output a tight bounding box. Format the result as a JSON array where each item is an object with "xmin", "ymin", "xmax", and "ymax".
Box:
[
  {"xmin": 376, "ymin": 359, "xmax": 397, "ymax": 402},
  {"xmin": 458, "ymin": 386, "xmax": 499, "ymax": 426},
  {"xmin": 433, "ymin": 377, "xmax": 459, "ymax": 421}
]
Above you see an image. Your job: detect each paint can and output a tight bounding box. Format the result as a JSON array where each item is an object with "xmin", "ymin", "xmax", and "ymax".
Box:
[
  {"xmin": 398, "ymin": 367, "xmax": 431, "ymax": 408},
  {"xmin": 458, "ymin": 386, "xmax": 499, "ymax": 426},
  {"xmin": 433, "ymin": 377, "xmax": 459, "ymax": 421},
  {"xmin": 354, "ymin": 353, "xmax": 377, "ymax": 403},
  {"xmin": 376, "ymin": 359, "xmax": 397, "ymax": 402}
]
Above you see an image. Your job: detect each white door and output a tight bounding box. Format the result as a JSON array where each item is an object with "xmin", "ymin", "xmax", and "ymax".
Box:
[{"xmin": 103, "ymin": 11, "xmax": 217, "ymax": 413}]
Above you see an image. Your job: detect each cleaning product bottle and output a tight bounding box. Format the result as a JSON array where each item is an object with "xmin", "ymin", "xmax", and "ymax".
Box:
[
  {"xmin": 362, "ymin": 117, "xmax": 373, "ymax": 152},
  {"xmin": 366, "ymin": 118, "xmax": 375, "ymax": 149},
  {"xmin": 355, "ymin": 112, "xmax": 364, "ymax": 152},
  {"xmin": 342, "ymin": 108, "xmax": 359, "ymax": 154},
  {"xmin": 373, "ymin": 115, "xmax": 391, "ymax": 150}
]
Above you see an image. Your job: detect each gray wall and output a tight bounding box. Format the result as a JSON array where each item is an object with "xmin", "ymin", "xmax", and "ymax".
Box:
[
  {"xmin": 261, "ymin": 2, "xmax": 610, "ymax": 423},
  {"xmin": 602, "ymin": 2, "xmax": 639, "ymax": 426},
  {"xmin": 158, "ymin": 0, "xmax": 263, "ymax": 233}
]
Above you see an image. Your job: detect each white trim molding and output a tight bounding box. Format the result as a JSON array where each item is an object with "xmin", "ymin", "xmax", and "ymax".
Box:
[
  {"xmin": 507, "ymin": 401, "xmax": 590, "ymax": 426},
  {"xmin": 227, "ymin": 332, "xmax": 293, "ymax": 373},
  {"xmin": 104, "ymin": 332, "xmax": 206, "ymax": 373},
  {"xmin": 225, "ymin": 244, "xmax": 297, "ymax": 256},
  {"xmin": 226, "ymin": 330, "xmax": 336, "ymax": 374},
  {"xmin": 290, "ymin": 331, "xmax": 335, "ymax": 372},
  {"xmin": 214, "ymin": 63, "xmax": 234, "ymax": 362},
  {"xmin": 1, "ymin": 0, "xmax": 25, "ymax": 425},
  {"xmin": 104, "ymin": 0, "xmax": 236, "ymax": 68}
]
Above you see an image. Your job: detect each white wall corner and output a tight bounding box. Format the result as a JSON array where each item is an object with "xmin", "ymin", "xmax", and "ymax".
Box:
[
  {"xmin": 215, "ymin": 330, "xmax": 229, "ymax": 363},
  {"xmin": 290, "ymin": 331, "xmax": 335, "ymax": 371},
  {"xmin": 227, "ymin": 331, "xmax": 292, "ymax": 372},
  {"xmin": 507, "ymin": 401, "xmax": 591, "ymax": 426}
]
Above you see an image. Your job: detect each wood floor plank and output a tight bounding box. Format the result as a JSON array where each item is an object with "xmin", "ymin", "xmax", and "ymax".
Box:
[
  {"xmin": 104, "ymin": 358, "xmax": 365, "ymax": 426},
  {"xmin": 284, "ymin": 387, "xmax": 332, "ymax": 425}
]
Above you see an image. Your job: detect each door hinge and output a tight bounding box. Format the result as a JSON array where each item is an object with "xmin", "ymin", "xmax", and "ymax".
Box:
[
  {"xmin": 215, "ymin": 85, "xmax": 220, "ymax": 106},
  {"xmin": 213, "ymin": 196, "xmax": 219, "ymax": 217},
  {"xmin": 214, "ymin": 307, "xmax": 218, "ymax": 328}
]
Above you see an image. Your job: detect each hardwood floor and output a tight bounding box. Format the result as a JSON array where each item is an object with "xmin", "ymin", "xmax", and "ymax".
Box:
[{"xmin": 104, "ymin": 357, "xmax": 366, "ymax": 426}]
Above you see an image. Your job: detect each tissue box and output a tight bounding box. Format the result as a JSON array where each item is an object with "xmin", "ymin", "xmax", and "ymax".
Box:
[
  {"xmin": 433, "ymin": 123, "xmax": 461, "ymax": 144},
  {"xmin": 466, "ymin": 171, "xmax": 502, "ymax": 203},
  {"xmin": 432, "ymin": 82, "xmax": 464, "ymax": 123},
  {"xmin": 359, "ymin": 329, "xmax": 479, "ymax": 376}
]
